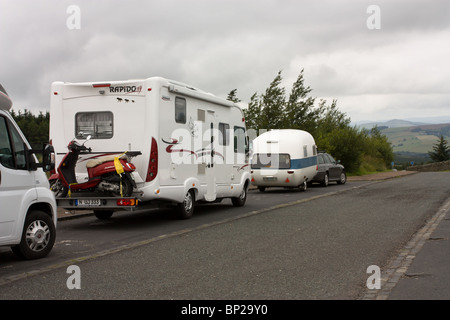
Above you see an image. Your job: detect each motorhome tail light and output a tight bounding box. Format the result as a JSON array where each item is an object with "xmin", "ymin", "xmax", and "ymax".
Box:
[
  {"xmin": 117, "ymin": 198, "xmax": 138, "ymax": 206},
  {"xmin": 146, "ymin": 137, "xmax": 158, "ymax": 182},
  {"xmin": 287, "ymin": 170, "xmax": 294, "ymax": 174}
]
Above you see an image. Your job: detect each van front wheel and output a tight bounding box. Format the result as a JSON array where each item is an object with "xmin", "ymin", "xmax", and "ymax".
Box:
[
  {"xmin": 12, "ymin": 210, "xmax": 56, "ymax": 260},
  {"xmin": 177, "ymin": 190, "xmax": 195, "ymax": 219}
]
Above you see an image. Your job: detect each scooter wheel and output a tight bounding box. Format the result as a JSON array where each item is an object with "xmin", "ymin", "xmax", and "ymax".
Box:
[
  {"xmin": 110, "ymin": 176, "xmax": 133, "ymax": 197},
  {"xmin": 50, "ymin": 179, "xmax": 68, "ymax": 197}
]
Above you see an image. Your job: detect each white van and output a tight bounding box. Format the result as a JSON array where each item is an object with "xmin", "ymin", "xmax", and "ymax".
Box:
[
  {"xmin": 0, "ymin": 84, "xmax": 57, "ymax": 259},
  {"xmin": 49, "ymin": 77, "xmax": 251, "ymax": 219},
  {"xmin": 250, "ymin": 129, "xmax": 318, "ymax": 191}
]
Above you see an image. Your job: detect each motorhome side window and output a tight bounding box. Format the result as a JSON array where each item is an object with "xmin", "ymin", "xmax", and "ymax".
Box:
[
  {"xmin": 175, "ymin": 97, "xmax": 186, "ymax": 124},
  {"xmin": 75, "ymin": 112, "xmax": 113, "ymax": 139},
  {"xmin": 219, "ymin": 123, "xmax": 230, "ymax": 145},
  {"xmin": 234, "ymin": 126, "xmax": 246, "ymax": 153},
  {"xmin": 0, "ymin": 116, "xmax": 27, "ymax": 170}
]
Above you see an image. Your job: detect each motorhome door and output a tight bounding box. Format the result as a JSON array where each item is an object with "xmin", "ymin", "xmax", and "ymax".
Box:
[{"xmin": 204, "ymin": 110, "xmax": 216, "ymax": 201}]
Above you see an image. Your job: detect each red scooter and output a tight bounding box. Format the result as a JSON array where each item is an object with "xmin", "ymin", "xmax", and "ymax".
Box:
[{"xmin": 49, "ymin": 136, "xmax": 141, "ymax": 198}]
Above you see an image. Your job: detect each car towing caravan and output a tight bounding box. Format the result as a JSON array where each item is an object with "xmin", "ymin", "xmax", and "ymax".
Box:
[
  {"xmin": 0, "ymin": 84, "xmax": 57, "ymax": 259},
  {"xmin": 49, "ymin": 77, "xmax": 251, "ymax": 219},
  {"xmin": 250, "ymin": 129, "xmax": 318, "ymax": 192}
]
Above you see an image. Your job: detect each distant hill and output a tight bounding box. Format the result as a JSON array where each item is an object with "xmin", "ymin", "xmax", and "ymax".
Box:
[
  {"xmin": 382, "ymin": 122, "xmax": 450, "ymax": 153},
  {"xmin": 357, "ymin": 119, "xmax": 428, "ymax": 130},
  {"xmin": 354, "ymin": 118, "xmax": 450, "ymax": 166},
  {"xmin": 355, "ymin": 116, "xmax": 450, "ymax": 129}
]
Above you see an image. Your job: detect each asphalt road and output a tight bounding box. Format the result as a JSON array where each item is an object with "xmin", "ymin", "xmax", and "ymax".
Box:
[{"xmin": 1, "ymin": 172, "xmax": 449, "ymax": 302}]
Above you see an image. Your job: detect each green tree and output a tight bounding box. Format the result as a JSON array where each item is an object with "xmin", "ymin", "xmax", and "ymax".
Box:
[
  {"xmin": 239, "ymin": 69, "xmax": 394, "ymax": 174},
  {"xmin": 258, "ymin": 70, "xmax": 286, "ymax": 130},
  {"xmin": 428, "ymin": 135, "xmax": 450, "ymax": 162},
  {"xmin": 366, "ymin": 126, "xmax": 394, "ymax": 166},
  {"xmin": 227, "ymin": 89, "xmax": 241, "ymax": 103},
  {"xmin": 10, "ymin": 109, "xmax": 50, "ymax": 150},
  {"xmin": 243, "ymin": 93, "xmax": 261, "ymax": 131},
  {"xmin": 283, "ymin": 69, "xmax": 318, "ymax": 133}
]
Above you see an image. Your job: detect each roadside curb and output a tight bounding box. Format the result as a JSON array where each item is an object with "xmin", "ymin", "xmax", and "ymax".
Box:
[
  {"xmin": 347, "ymin": 170, "xmax": 418, "ymax": 181},
  {"xmin": 360, "ymin": 196, "xmax": 450, "ymax": 300}
]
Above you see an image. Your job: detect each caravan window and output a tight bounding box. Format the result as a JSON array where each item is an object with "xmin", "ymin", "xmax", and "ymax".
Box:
[
  {"xmin": 175, "ymin": 97, "xmax": 186, "ymax": 124},
  {"xmin": 251, "ymin": 153, "xmax": 291, "ymax": 169},
  {"xmin": 75, "ymin": 112, "xmax": 113, "ymax": 139}
]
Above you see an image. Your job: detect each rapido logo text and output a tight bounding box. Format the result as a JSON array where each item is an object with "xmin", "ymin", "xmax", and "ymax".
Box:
[{"xmin": 109, "ymin": 85, "xmax": 142, "ymax": 94}]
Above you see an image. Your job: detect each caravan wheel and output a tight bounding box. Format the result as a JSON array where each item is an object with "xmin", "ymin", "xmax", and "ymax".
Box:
[
  {"xmin": 177, "ymin": 190, "xmax": 195, "ymax": 219},
  {"xmin": 299, "ymin": 181, "xmax": 307, "ymax": 191}
]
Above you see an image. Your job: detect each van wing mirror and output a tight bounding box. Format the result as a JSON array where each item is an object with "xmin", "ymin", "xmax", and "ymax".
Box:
[
  {"xmin": 27, "ymin": 144, "xmax": 55, "ymax": 172},
  {"xmin": 42, "ymin": 144, "xmax": 55, "ymax": 172}
]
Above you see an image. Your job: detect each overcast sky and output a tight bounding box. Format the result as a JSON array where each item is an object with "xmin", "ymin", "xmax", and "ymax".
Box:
[{"xmin": 1, "ymin": 0, "xmax": 449, "ymax": 123}]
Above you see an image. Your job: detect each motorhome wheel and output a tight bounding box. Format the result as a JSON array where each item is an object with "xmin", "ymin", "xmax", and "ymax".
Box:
[
  {"xmin": 177, "ymin": 190, "xmax": 194, "ymax": 219},
  {"xmin": 232, "ymin": 182, "xmax": 248, "ymax": 207}
]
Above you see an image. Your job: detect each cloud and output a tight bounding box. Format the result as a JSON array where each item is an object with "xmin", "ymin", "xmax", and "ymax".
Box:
[{"xmin": 0, "ymin": 0, "xmax": 449, "ymax": 123}]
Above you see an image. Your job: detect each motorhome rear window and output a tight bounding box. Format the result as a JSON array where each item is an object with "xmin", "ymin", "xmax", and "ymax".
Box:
[
  {"xmin": 75, "ymin": 112, "xmax": 113, "ymax": 139},
  {"xmin": 251, "ymin": 153, "xmax": 291, "ymax": 169},
  {"xmin": 175, "ymin": 97, "xmax": 186, "ymax": 124}
]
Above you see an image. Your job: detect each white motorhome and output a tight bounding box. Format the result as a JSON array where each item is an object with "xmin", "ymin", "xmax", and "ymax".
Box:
[
  {"xmin": 49, "ymin": 77, "xmax": 251, "ymax": 218},
  {"xmin": 250, "ymin": 129, "xmax": 318, "ymax": 192},
  {"xmin": 0, "ymin": 84, "xmax": 57, "ymax": 259}
]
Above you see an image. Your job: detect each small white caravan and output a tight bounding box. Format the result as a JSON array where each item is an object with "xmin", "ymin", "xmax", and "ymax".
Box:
[
  {"xmin": 49, "ymin": 77, "xmax": 251, "ymax": 218},
  {"xmin": 250, "ymin": 129, "xmax": 318, "ymax": 191}
]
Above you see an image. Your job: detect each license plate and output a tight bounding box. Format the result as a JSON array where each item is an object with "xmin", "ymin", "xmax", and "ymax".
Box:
[
  {"xmin": 263, "ymin": 176, "xmax": 277, "ymax": 181},
  {"xmin": 75, "ymin": 199, "xmax": 101, "ymax": 206}
]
